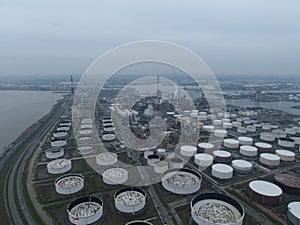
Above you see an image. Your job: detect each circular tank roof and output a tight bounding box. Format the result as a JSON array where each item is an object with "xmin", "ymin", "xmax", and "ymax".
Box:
[
  {"xmin": 213, "ymin": 150, "xmax": 231, "ymax": 158},
  {"xmin": 232, "ymin": 160, "xmax": 252, "ymax": 168},
  {"xmin": 275, "ymin": 150, "xmax": 295, "ymax": 157},
  {"xmin": 212, "ymin": 164, "xmax": 233, "ymax": 173},
  {"xmin": 240, "ymin": 145, "xmax": 257, "ymax": 152},
  {"xmin": 288, "ymin": 202, "xmax": 300, "ymax": 220},
  {"xmin": 255, "ymin": 142, "xmax": 272, "ymax": 148},
  {"xmin": 260, "ymin": 153, "xmax": 280, "ymax": 161},
  {"xmin": 249, "ymin": 180, "xmax": 282, "ymax": 197},
  {"xmin": 198, "ymin": 143, "xmax": 214, "ymax": 149},
  {"xmin": 274, "ymin": 174, "xmax": 300, "ymax": 189}
]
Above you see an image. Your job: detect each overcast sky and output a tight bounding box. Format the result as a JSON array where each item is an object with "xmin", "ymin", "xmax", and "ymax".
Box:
[{"xmin": 0, "ymin": 0, "xmax": 300, "ymax": 77}]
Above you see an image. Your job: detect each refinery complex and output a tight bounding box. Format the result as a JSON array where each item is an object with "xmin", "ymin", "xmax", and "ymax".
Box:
[{"xmin": 1, "ymin": 76, "xmax": 300, "ymax": 225}]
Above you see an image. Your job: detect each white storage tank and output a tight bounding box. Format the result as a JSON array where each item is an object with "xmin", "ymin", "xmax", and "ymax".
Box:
[
  {"xmin": 291, "ymin": 136, "xmax": 300, "ymax": 145},
  {"xmin": 55, "ymin": 174, "xmax": 84, "ymax": 195},
  {"xmin": 287, "ymin": 202, "xmax": 300, "ymax": 225},
  {"xmin": 96, "ymin": 152, "xmax": 118, "ymax": 166},
  {"xmin": 51, "ymin": 139, "xmax": 67, "ymax": 147},
  {"xmin": 260, "ymin": 153, "xmax": 280, "ymax": 167},
  {"xmin": 191, "ymin": 193, "xmax": 245, "ymax": 225},
  {"xmin": 79, "ymin": 128, "xmax": 93, "ymax": 136},
  {"xmin": 231, "ymin": 160, "xmax": 252, "ymax": 174},
  {"xmin": 53, "ymin": 131, "xmax": 68, "ymax": 138},
  {"xmin": 240, "ymin": 145, "xmax": 258, "ymax": 157},
  {"xmin": 223, "ymin": 122, "xmax": 233, "ymax": 129},
  {"xmin": 213, "ymin": 150, "xmax": 232, "ymax": 163},
  {"xmin": 57, "ymin": 126, "xmax": 70, "ymax": 132},
  {"xmin": 102, "ymin": 167, "xmax": 128, "ymax": 185},
  {"xmin": 213, "ymin": 120, "xmax": 222, "ymax": 126},
  {"xmin": 275, "ymin": 150, "xmax": 295, "ymax": 162},
  {"xmin": 232, "ymin": 121, "xmax": 242, "ymax": 128},
  {"xmin": 80, "ymin": 124, "xmax": 93, "ymax": 129},
  {"xmin": 147, "ymin": 154, "xmax": 160, "ymax": 166},
  {"xmin": 154, "ymin": 161, "xmax": 169, "ymax": 174},
  {"xmin": 278, "ymin": 138, "xmax": 296, "ymax": 148},
  {"xmin": 81, "ymin": 118, "xmax": 93, "ymax": 124},
  {"xmin": 162, "ymin": 168, "xmax": 202, "ymax": 195},
  {"xmin": 169, "ymin": 157, "xmax": 184, "ymax": 169},
  {"xmin": 214, "ymin": 129, "xmax": 228, "ymax": 138},
  {"xmin": 237, "ymin": 127, "xmax": 247, "ymax": 134},
  {"xmin": 180, "ymin": 145, "xmax": 197, "ymax": 157},
  {"xmin": 223, "ymin": 139, "xmax": 239, "ymax": 149},
  {"xmin": 198, "ymin": 142, "xmax": 215, "ymax": 153},
  {"xmin": 102, "ymin": 133, "xmax": 116, "ymax": 142},
  {"xmin": 77, "ymin": 145, "xmax": 93, "ymax": 155},
  {"xmin": 114, "ymin": 187, "xmax": 146, "ymax": 214},
  {"xmin": 45, "ymin": 147, "xmax": 64, "ymax": 159},
  {"xmin": 194, "ymin": 153, "xmax": 214, "ymax": 168},
  {"xmin": 203, "ymin": 125, "xmax": 215, "ymax": 132},
  {"xmin": 67, "ymin": 196, "xmax": 103, "ymax": 225},
  {"xmin": 246, "ymin": 125, "xmax": 256, "ymax": 132},
  {"xmin": 47, "ymin": 159, "xmax": 72, "ymax": 174},
  {"xmin": 212, "ymin": 164, "xmax": 233, "ymax": 179},
  {"xmin": 238, "ymin": 137, "xmax": 253, "ymax": 146},
  {"xmin": 255, "ymin": 142, "xmax": 273, "ymax": 154},
  {"xmin": 272, "ymin": 129, "xmax": 286, "ymax": 139},
  {"xmin": 285, "ymin": 128, "xmax": 296, "ymax": 135},
  {"xmin": 260, "ymin": 132, "xmax": 275, "ymax": 142}
]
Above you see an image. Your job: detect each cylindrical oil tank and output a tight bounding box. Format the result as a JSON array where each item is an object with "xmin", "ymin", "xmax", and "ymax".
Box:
[
  {"xmin": 162, "ymin": 168, "xmax": 202, "ymax": 195},
  {"xmin": 275, "ymin": 150, "xmax": 295, "ymax": 162},
  {"xmin": 260, "ymin": 132, "xmax": 275, "ymax": 142},
  {"xmin": 197, "ymin": 142, "xmax": 215, "ymax": 153},
  {"xmin": 45, "ymin": 147, "xmax": 64, "ymax": 159},
  {"xmin": 180, "ymin": 145, "xmax": 197, "ymax": 157},
  {"xmin": 237, "ymin": 127, "xmax": 247, "ymax": 134},
  {"xmin": 77, "ymin": 145, "xmax": 93, "ymax": 155},
  {"xmin": 67, "ymin": 196, "xmax": 103, "ymax": 225},
  {"xmin": 255, "ymin": 142, "xmax": 273, "ymax": 154},
  {"xmin": 247, "ymin": 125, "xmax": 256, "ymax": 132},
  {"xmin": 53, "ymin": 131, "xmax": 68, "ymax": 138},
  {"xmin": 203, "ymin": 125, "xmax": 215, "ymax": 132},
  {"xmin": 247, "ymin": 180, "xmax": 282, "ymax": 205},
  {"xmin": 272, "ymin": 129, "xmax": 286, "ymax": 139},
  {"xmin": 213, "ymin": 120, "xmax": 222, "ymax": 126},
  {"xmin": 154, "ymin": 161, "xmax": 169, "ymax": 174},
  {"xmin": 214, "ymin": 129, "xmax": 228, "ymax": 138},
  {"xmin": 260, "ymin": 153, "xmax": 280, "ymax": 167},
  {"xmin": 223, "ymin": 122, "xmax": 233, "ymax": 129},
  {"xmin": 274, "ymin": 174, "xmax": 300, "ymax": 195},
  {"xmin": 240, "ymin": 145, "xmax": 257, "ymax": 157},
  {"xmin": 231, "ymin": 160, "xmax": 252, "ymax": 174},
  {"xmin": 47, "ymin": 159, "xmax": 72, "ymax": 174},
  {"xmin": 96, "ymin": 152, "xmax": 118, "ymax": 166},
  {"xmin": 213, "ymin": 150, "xmax": 232, "ymax": 163},
  {"xmin": 114, "ymin": 187, "xmax": 146, "ymax": 213},
  {"xmin": 51, "ymin": 139, "xmax": 67, "ymax": 147},
  {"xmin": 287, "ymin": 202, "xmax": 300, "ymax": 225},
  {"xmin": 102, "ymin": 167, "xmax": 128, "ymax": 185},
  {"xmin": 126, "ymin": 221, "xmax": 153, "ymax": 225},
  {"xmin": 102, "ymin": 133, "xmax": 116, "ymax": 142},
  {"xmin": 212, "ymin": 164, "xmax": 233, "ymax": 179},
  {"xmin": 285, "ymin": 128, "xmax": 296, "ymax": 135},
  {"xmin": 169, "ymin": 157, "xmax": 184, "ymax": 169},
  {"xmin": 147, "ymin": 154, "xmax": 160, "ymax": 166},
  {"xmin": 238, "ymin": 137, "xmax": 253, "ymax": 146},
  {"xmin": 191, "ymin": 193, "xmax": 245, "ymax": 225},
  {"xmin": 223, "ymin": 139, "xmax": 239, "ymax": 149},
  {"xmin": 232, "ymin": 121, "xmax": 242, "ymax": 128},
  {"xmin": 55, "ymin": 174, "xmax": 84, "ymax": 195},
  {"xmin": 278, "ymin": 138, "xmax": 296, "ymax": 148},
  {"xmin": 194, "ymin": 153, "xmax": 213, "ymax": 168}
]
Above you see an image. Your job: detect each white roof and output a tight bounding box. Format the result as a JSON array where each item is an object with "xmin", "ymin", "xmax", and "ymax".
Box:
[
  {"xmin": 198, "ymin": 143, "xmax": 214, "ymax": 149},
  {"xmin": 255, "ymin": 142, "xmax": 272, "ymax": 148},
  {"xmin": 240, "ymin": 145, "xmax": 257, "ymax": 151},
  {"xmin": 260, "ymin": 153, "xmax": 280, "ymax": 161},
  {"xmin": 275, "ymin": 150, "xmax": 295, "ymax": 157},
  {"xmin": 212, "ymin": 164, "xmax": 233, "ymax": 173},
  {"xmin": 181, "ymin": 145, "xmax": 197, "ymax": 152},
  {"xmin": 194, "ymin": 153, "xmax": 213, "ymax": 161},
  {"xmin": 213, "ymin": 150, "xmax": 231, "ymax": 157},
  {"xmin": 288, "ymin": 202, "xmax": 300, "ymax": 219},
  {"xmin": 232, "ymin": 160, "xmax": 252, "ymax": 168},
  {"xmin": 224, "ymin": 139, "xmax": 239, "ymax": 144},
  {"xmin": 238, "ymin": 137, "xmax": 253, "ymax": 142},
  {"xmin": 249, "ymin": 180, "xmax": 282, "ymax": 197}
]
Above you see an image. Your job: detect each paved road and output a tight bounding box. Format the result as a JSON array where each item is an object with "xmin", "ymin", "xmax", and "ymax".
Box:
[{"xmin": 4, "ymin": 102, "xmax": 66, "ymax": 225}]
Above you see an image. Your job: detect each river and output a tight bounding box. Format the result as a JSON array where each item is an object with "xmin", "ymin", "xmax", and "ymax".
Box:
[{"xmin": 0, "ymin": 91, "xmax": 63, "ymax": 154}]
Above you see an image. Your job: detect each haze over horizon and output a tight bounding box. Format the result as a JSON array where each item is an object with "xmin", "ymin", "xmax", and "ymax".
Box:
[{"xmin": 1, "ymin": 0, "xmax": 300, "ymax": 78}]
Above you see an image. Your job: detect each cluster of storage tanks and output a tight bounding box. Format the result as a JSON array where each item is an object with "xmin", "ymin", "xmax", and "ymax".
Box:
[
  {"xmin": 101, "ymin": 117, "xmax": 116, "ymax": 142},
  {"xmin": 50, "ymin": 118, "xmax": 71, "ymax": 148}
]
